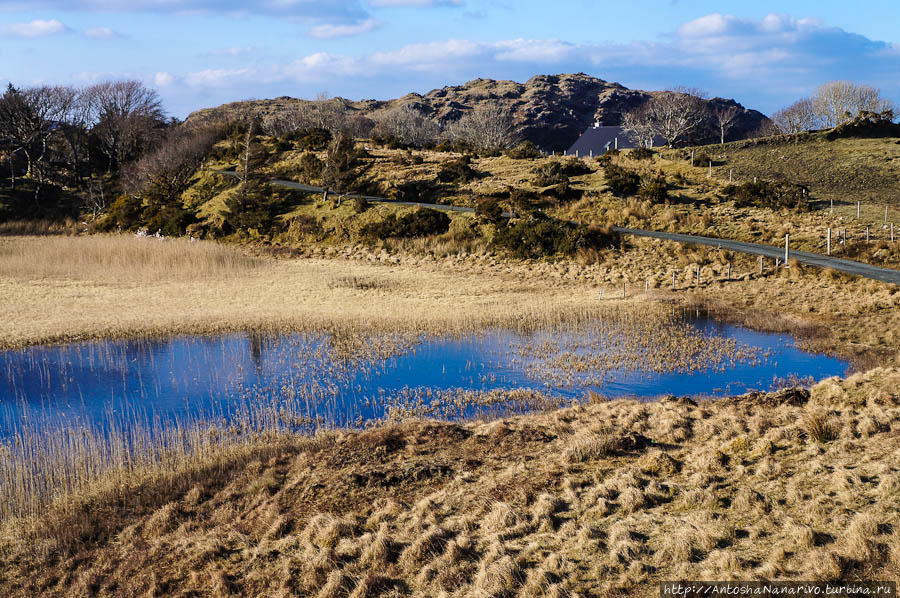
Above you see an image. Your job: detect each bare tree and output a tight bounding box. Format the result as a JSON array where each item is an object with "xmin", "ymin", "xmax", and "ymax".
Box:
[
  {"xmin": 641, "ymin": 87, "xmax": 710, "ymax": 148},
  {"xmin": 712, "ymin": 105, "xmax": 741, "ymax": 145},
  {"xmin": 812, "ymin": 81, "xmax": 892, "ymax": 128},
  {"xmin": 446, "ymin": 104, "xmax": 520, "ymax": 152},
  {"xmin": 772, "ymin": 98, "xmax": 817, "ymax": 135},
  {"xmin": 86, "ymin": 80, "xmax": 165, "ymax": 172},
  {"xmin": 621, "ymin": 104, "xmax": 658, "ymax": 148},
  {"xmin": 373, "ymin": 104, "xmax": 440, "ymax": 147},
  {"xmin": 122, "ymin": 125, "xmax": 219, "ymax": 202}
]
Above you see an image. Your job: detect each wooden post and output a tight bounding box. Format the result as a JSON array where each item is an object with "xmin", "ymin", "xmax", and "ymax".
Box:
[
  {"xmin": 708, "ymin": 161, "xmax": 712, "ymax": 178},
  {"xmin": 590, "ymin": 150, "xmax": 593, "ymax": 158},
  {"xmin": 690, "ymin": 150, "xmax": 694, "ymax": 167},
  {"xmin": 727, "ymin": 263, "xmax": 731, "ymax": 280},
  {"xmin": 672, "ymin": 271, "xmax": 676, "ymax": 290},
  {"xmin": 866, "ymin": 226, "xmax": 870, "ymax": 244},
  {"xmin": 784, "ymin": 233, "xmax": 790, "ymax": 264},
  {"xmin": 830, "ymin": 197, "xmax": 833, "ymax": 213},
  {"xmin": 696, "ymin": 265, "xmax": 701, "ymax": 286},
  {"xmin": 645, "ymin": 279, "xmax": 649, "ymax": 293},
  {"xmin": 759, "ymin": 255, "xmax": 763, "ymax": 275},
  {"xmin": 827, "ymin": 227, "xmax": 831, "ymax": 255},
  {"xmin": 622, "ymin": 282, "xmax": 626, "ymax": 298},
  {"xmin": 729, "ymin": 169, "xmax": 733, "ymax": 183}
]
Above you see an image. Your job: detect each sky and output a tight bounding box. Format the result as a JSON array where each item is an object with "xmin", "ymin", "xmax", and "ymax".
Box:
[{"xmin": 0, "ymin": 1, "xmax": 898, "ymax": 119}]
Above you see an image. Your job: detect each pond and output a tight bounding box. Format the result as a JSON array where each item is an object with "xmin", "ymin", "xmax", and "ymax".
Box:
[{"xmin": 0, "ymin": 313, "xmax": 849, "ymax": 436}]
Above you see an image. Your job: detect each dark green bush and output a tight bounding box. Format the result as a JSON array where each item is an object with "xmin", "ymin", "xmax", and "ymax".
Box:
[
  {"xmin": 351, "ymin": 197, "xmax": 370, "ymax": 213},
  {"xmin": 493, "ymin": 216, "xmax": 618, "ymax": 259},
  {"xmin": 372, "ymin": 134, "xmax": 408, "ymax": 150},
  {"xmin": 273, "ymin": 138, "xmax": 293, "ymax": 152},
  {"xmin": 98, "ymin": 194, "xmax": 143, "ymax": 231},
  {"xmin": 604, "ymin": 163, "xmax": 640, "ymax": 197},
  {"xmin": 531, "ymin": 158, "xmax": 591, "ymax": 187},
  {"xmin": 638, "ymin": 175, "xmax": 668, "ymax": 203},
  {"xmin": 284, "ymin": 128, "xmax": 332, "ymax": 151},
  {"xmin": 475, "ymin": 198, "xmax": 505, "ymax": 224},
  {"xmin": 298, "ymin": 152, "xmax": 324, "ymax": 181},
  {"xmin": 360, "ymin": 208, "xmax": 451, "ymax": 239},
  {"xmin": 508, "ymin": 188, "xmax": 539, "ymax": 214},
  {"xmin": 627, "ymin": 147, "xmax": 654, "ymax": 161},
  {"xmin": 437, "ymin": 155, "xmax": 478, "ymax": 184},
  {"xmin": 723, "ymin": 180, "xmax": 810, "ymax": 211},
  {"xmin": 388, "ymin": 179, "xmax": 442, "ymax": 203},
  {"xmin": 504, "ymin": 141, "xmax": 542, "ymax": 160},
  {"xmin": 141, "ymin": 202, "xmax": 197, "ymax": 237},
  {"xmin": 225, "ymin": 181, "xmax": 288, "ymax": 234}
]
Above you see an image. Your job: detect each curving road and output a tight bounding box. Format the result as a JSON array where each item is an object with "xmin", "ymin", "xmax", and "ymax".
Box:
[{"xmin": 212, "ymin": 171, "xmax": 900, "ymax": 285}]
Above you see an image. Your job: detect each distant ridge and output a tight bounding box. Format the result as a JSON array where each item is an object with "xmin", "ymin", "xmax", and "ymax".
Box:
[{"xmin": 186, "ymin": 73, "xmax": 770, "ymax": 151}]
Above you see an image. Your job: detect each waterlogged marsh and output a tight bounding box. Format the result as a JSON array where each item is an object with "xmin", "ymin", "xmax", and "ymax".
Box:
[{"xmin": 1, "ymin": 312, "xmax": 848, "ymax": 433}]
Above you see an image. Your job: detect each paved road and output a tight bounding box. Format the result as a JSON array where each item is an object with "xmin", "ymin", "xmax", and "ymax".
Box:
[
  {"xmin": 614, "ymin": 227, "xmax": 900, "ymax": 285},
  {"xmin": 211, "ymin": 170, "xmax": 900, "ymax": 285}
]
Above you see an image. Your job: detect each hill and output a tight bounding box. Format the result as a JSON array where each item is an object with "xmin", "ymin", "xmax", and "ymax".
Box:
[{"xmin": 185, "ymin": 73, "xmax": 770, "ymax": 151}]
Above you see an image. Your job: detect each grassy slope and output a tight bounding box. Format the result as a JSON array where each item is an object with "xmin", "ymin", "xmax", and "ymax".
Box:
[
  {"xmin": 190, "ymin": 132, "xmax": 900, "ymax": 269},
  {"xmin": 2, "ymin": 370, "xmax": 899, "ymax": 596}
]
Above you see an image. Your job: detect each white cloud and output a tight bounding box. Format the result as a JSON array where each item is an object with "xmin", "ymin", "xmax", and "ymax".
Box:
[
  {"xmin": 154, "ymin": 71, "xmax": 175, "ymax": 86},
  {"xmin": 309, "ymin": 18, "xmax": 379, "ymax": 38},
  {"xmin": 0, "ymin": 19, "xmax": 67, "ymax": 38},
  {"xmin": 209, "ymin": 46, "xmax": 254, "ymax": 56},
  {"xmin": 84, "ymin": 26, "xmax": 120, "ymax": 39}
]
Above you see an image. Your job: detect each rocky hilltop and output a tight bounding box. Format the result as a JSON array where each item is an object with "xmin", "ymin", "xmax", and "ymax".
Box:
[{"xmin": 186, "ymin": 73, "xmax": 770, "ymax": 151}]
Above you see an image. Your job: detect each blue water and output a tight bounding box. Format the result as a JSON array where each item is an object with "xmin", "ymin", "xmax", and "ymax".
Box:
[{"xmin": 0, "ymin": 317, "xmax": 849, "ymax": 434}]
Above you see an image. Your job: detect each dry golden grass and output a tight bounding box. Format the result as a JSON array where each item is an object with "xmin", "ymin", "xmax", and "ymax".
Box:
[
  {"xmin": 0, "ymin": 234, "xmax": 259, "ymax": 282},
  {"xmin": 0, "ymin": 234, "xmax": 615, "ymax": 349},
  {"xmin": 2, "ymin": 370, "xmax": 899, "ymax": 596}
]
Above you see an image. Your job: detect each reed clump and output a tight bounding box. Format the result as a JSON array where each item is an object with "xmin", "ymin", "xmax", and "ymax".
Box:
[{"xmin": 1, "ymin": 368, "xmax": 899, "ymax": 595}]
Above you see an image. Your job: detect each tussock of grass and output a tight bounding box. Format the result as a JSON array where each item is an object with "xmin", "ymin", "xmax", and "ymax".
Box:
[{"xmin": 2, "ymin": 369, "xmax": 898, "ymax": 595}]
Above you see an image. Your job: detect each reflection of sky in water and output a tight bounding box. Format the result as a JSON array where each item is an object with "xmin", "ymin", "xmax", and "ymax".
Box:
[{"xmin": 0, "ymin": 317, "xmax": 849, "ymax": 433}]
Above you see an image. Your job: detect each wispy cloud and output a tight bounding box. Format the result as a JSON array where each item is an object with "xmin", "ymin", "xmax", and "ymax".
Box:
[
  {"xmin": 84, "ymin": 26, "xmax": 120, "ymax": 39},
  {"xmin": 309, "ymin": 18, "xmax": 379, "ymax": 39},
  {"xmin": 0, "ymin": 18, "xmax": 67, "ymax": 38}
]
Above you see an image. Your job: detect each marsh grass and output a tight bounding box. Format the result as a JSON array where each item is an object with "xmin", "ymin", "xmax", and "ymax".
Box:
[{"xmin": 0, "ymin": 234, "xmax": 259, "ymax": 282}]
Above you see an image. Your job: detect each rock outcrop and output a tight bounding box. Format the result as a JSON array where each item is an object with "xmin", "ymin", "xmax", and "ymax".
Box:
[{"xmin": 186, "ymin": 73, "xmax": 770, "ymax": 151}]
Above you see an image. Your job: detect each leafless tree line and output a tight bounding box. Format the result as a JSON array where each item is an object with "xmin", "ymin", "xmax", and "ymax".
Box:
[
  {"xmin": 0, "ymin": 79, "xmax": 167, "ymax": 200},
  {"xmin": 771, "ymin": 81, "xmax": 895, "ymax": 135},
  {"xmin": 621, "ymin": 86, "xmax": 743, "ymax": 148},
  {"xmin": 259, "ymin": 94, "xmax": 521, "ymax": 153}
]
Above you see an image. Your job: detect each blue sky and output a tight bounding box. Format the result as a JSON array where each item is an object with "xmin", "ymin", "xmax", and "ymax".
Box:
[{"xmin": 1, "ymin": 1, "xmax": 897, "ymax": 119}]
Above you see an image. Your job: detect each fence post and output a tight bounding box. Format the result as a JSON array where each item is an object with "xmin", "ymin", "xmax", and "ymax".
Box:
[
  {"xmin": 784, "ymin": 233, "xmax": 790, "ymax": 264},
  {"xmin": 727, "ymin": 263, "xmax": 731, "ymax": 280},
  {"xmin": 696, "ymin": 265, "xmax": 701, "ymax": 286},
  {"xmin": 729, "ymin": 169, "xmax": 733, "ymax": 182},
  {"xmin": 759, "ymin": 255, "xmax": 763, "ymax": 275},
  {"xmin": 827, "ymin": 227, "xmax": 831, "ymax": 256},
  {"xmin": 622, "ymin": 282, "xmax": 626, "ymax": 298},
  {"xmin": 708, "ymin": 161, "xmax": 712, "ymax": 178},
  {"xmin": 645, "ymin": 279, "xmax": 649, "ymax": 293},
  {"xmin": 866, "ymin": 226, "xmax": 870, "ymax": 245},
  {"xmin": 672, "ymin": 271, "xmax": 676, "ymax": 290},
  {"xmin": 690, "ymin": 150, "xmax": 694, "ymax": 167}
]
